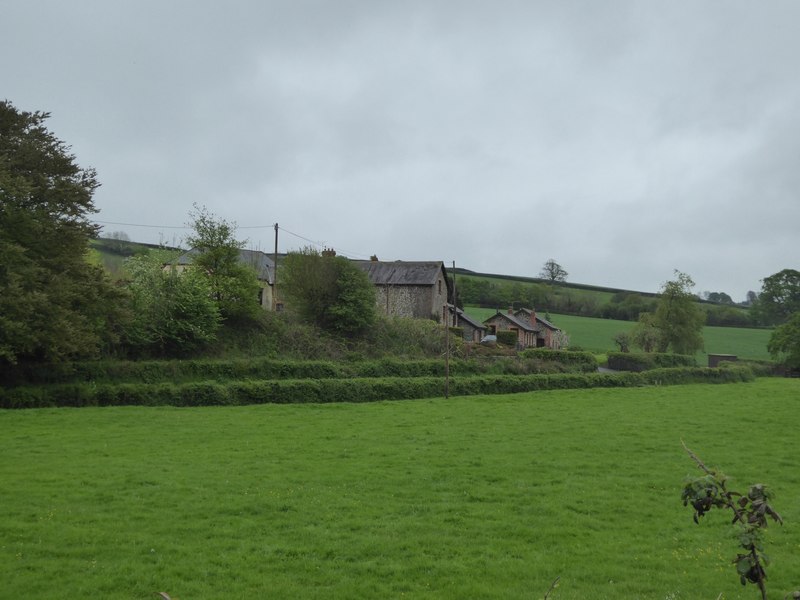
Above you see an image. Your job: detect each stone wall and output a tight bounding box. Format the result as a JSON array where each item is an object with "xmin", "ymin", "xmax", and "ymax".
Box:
[{"xmin": 375, "ymin": 281, "xmax": 448, "ymax": 321}]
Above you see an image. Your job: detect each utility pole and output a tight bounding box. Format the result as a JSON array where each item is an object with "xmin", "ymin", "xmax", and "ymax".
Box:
[
  {"xmin": 444, "ymin": 261, "xmax": 455, "ymax": 399},
  {"xmin": 272, "ymin": 223, "xmax": 279, "ymax": 311},
  {"xmin": 452, "ymin": 260, "xmax": 457, "ymax": 327}
]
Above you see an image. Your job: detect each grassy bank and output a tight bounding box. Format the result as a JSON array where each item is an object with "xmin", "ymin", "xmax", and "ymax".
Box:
[{"xmin": 1, "ymin": 378, "xmax": 798, "ymax": 598}]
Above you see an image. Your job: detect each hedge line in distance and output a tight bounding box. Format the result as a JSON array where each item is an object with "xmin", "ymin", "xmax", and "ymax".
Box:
[{"xmin": 0, "ymin": 366, "xmax": 755, "ymax": 409}]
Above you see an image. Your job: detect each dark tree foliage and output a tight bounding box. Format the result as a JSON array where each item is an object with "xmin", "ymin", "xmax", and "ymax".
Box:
[
  {"xmin": 752, "ymin": 269, "xmax": 800, "ymax": 325},
  {"xmin": 767, "ymin": 311, "xmax": 800, "ymax": 372},
  {"xmin": 280, "ymin": 248, "xmax": 376, "ymax": 336},
  {"xmin": 601, "ymin": 292, "xmax": 658, "ymax": 321},
  {"xmin": 0, "ymin": 100, "xmax": 124, "ymax": 364}
]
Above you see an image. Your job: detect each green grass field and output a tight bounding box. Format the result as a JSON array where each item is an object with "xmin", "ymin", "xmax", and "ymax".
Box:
[
  {"xmin": 465, "ymin": 307, "xmax": 772, "ymax": 361},
  {"xmin": 2, "ymin": 379, "xmax": 798, "ymax": 599}
]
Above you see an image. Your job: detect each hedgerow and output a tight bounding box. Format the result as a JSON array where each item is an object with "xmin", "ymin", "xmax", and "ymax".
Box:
[
  {"xmin": 0, "ymin": 366, "xmax": 755, "ymax": 409},
  {"xmin": 519, "ymin": 348, "xmax": 597, "ymax": 371},
  {"xmin": 607, "ymin": 352, "xmax": 696, "ymax": 372},
  {"xmin": 1, "ymin": 355, "xmax": 600, "ymax": 388}
]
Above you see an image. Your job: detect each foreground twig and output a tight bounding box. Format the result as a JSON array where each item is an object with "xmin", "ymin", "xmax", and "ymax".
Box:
[
  {"xmin": 681, "ymin": 442, "xmax": 784, "ymax": 600},
  {"xmin": 543, "ymin": 576, "xmax": 560, "ymax": 599}
]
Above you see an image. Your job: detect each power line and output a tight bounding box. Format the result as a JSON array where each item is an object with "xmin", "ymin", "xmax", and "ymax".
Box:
[
  {"xmin": 94, "ymin": 220, "xmax": 189, "ymax": 229},
  {"xmin": 93, "ymin": 220, "xmax": 373, "ymax": 260},
  {"xmin": 95, "ymin": 219, "xmax": 280, "ymax": 231}
]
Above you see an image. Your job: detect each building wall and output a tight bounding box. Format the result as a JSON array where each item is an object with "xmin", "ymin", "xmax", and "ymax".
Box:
[
  {"xmin": 258, "ymin": 281, "xmax": 274, "ymax": 309},
  {"xmin": 484, "ymin": 315, "xmax": 535, "ymax": 348},
  {"xmin": 375, "ymin": 280, "xmax": 448, "ymax": 320},
  {"xmin": 458, "ymin": 320, "xmax": 484, "ymax": 342}
]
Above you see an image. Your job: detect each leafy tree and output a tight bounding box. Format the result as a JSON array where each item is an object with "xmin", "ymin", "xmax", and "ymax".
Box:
[
  {"xmin": 653, "ymin": 271, "xmax": 705, "ymax": 354},
  {"xmin": 601, "ymin": 292, "xmax": 657, "ymax": 321},
  {"xmin": 629, "ymin": 312, "xmax": 663, "ymax": 353},
  {"xmin": 704, "ymin": 291, "xmax": 733, "ymax": 304},
  {"xmin": 540, "ymin": 259, "xmax": 568, "ymax": 284},
  {"xmin": 612, "ymin": 331, "xmax": 631, "ymax": 352},
  {"xmin": 123, "ymin": 252, "xmax": 221, "ymax": 357},
  {"xmin": 752, "ymin": 269, "xmax": 800, "ymax": 325},
  {"xmin": 183, "ymin": 204, "xmax": 261, "ymax": 321},
  {"xmin": 767, "ymin": 311, "xmax": 800, "ymax": 372},
  {"xmin": 0, "ymin": 100, "xmax": 124, "ymax": 364},
  {"xmin": 280, "ymin": 247, "xmax": 376, "ymax": 336}
]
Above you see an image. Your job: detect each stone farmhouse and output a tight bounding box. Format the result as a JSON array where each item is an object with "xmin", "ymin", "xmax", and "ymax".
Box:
[
  {"xmin": 483, "ymin": 307, "xmax": 563, "ymax": 349},
  {"xmin": 353, "ymin": 260, "xmax": 451, "ymax": 321},
  {"xmin": 170, "ymin": 252, "xmax": 453, "ymax": 322}
]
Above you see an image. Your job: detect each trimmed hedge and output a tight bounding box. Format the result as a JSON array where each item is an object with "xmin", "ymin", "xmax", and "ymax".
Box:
[
  {"xmin": 607, "ymin": 352, "xmax": 696, "ymax": 372},
  {"xmin": 519, "ymin": 348, "xmax": 597, "ymax": 372},
  {"xmin": 496, "ymin": 330, "xmax": 518, "ymax": 347},
  {"xmin": 1, "ymin": 355, "xmax": 601, "ymax": 388},
  {"xmin": 0, "ymin": 366, "xmax": 755, "ymax": 409}
]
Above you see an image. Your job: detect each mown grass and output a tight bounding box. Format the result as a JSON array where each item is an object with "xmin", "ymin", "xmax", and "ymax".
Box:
[
  {"xmin": 1, "ymin": 379, "xmax": 798, "ymax": 599},
  {"xmin": 465, "ymin": 307, "xmax": 772, "ymax": 361}
]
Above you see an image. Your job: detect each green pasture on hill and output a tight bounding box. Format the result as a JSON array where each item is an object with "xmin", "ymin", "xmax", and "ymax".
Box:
[
  {"xmin": 455, "ymin": 273, "xmax": 618, "ymax": 304},
  {"xmin": 2, "ymin": 379, "xmax": 798, "ymax": 599},
  {"xmin": 464, "ymin": 307, "xmax": 772, "ymax": 361}
]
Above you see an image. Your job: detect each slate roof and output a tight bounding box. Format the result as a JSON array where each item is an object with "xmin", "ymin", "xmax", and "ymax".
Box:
[
  {"xmin": 354, "ymin": 260, "xmax": 447, "ymax": 287},
  {"xmin": 514, "ymin": 308, "xmax": 560, "ymax": 331},
  {"xmin": 447, "ymin": 305, "xmax": 487, "ymax": 331},
  {"xmin": 484, "ymin": 311, "xmax": 536, "ymax": 332},
  {"xmin": 173, "ymin": 248, "xmax": 275, "ymax": 283}
]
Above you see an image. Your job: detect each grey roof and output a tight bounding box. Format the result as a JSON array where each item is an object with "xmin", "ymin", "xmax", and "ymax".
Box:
[
  {"xmin": 484, "ymin": 311, "xmax": 536, "ymax": 332},
  {"xmin": 448, "ymin": 305, "xmax": 487, "ymax": 331},
  {"xmin": 354, "ymin": 260, "xmax": 447, "ymax": 287},
  {"xmin": 514, "ymin": 308, "xmax": 561, "ymax": 331},
  {"xmin": 174, "ymin": 248, "xmax": 274, "ymax": 283}
]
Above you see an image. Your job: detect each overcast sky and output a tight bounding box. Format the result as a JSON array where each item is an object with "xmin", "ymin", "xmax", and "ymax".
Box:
[{"xmin": 3, "ymin": 1, "xmax": 798, "ymax": 301}]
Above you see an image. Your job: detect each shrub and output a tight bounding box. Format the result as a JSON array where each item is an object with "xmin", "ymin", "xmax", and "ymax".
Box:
[{"xmin": 496, "ymin": 331, "xmax": 518, "ymax": 347}]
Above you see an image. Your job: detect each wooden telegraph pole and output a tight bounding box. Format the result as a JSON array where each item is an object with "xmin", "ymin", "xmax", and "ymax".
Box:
[{"xmin": 272, "ymin": 223, "xmax": 279, "ymax": 311}]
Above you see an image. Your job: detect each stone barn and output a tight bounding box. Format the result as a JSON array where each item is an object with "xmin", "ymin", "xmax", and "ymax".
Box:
[{"xmin": 354, "ymin": 260, "xmax": 451, "ymax": 321}]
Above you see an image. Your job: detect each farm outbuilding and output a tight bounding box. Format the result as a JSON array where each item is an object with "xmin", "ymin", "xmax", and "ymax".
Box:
[
  {"xmin": 447, "ymin": 304, "xmax": 488, "ymax": 342},
  {"xmin": 514, "ymin": 308, "xmax": 564, "ymax": 349},
  {"xmin": 483, "ymin": 307, "xmax": 564, "ymax": 349},
  {"xmin": 354, "ymin": 260, "xmax": 451, "ymax": 321}
]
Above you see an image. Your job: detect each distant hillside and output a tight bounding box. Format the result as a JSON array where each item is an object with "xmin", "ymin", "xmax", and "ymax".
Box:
[
  {"xmin": 89, "ymin": 237, "xmax": 182, "ymax": 280},
  {"xmin": 452, "ymin": 267, "xmax": 660, "ymax": 299},
  {"xmin": 452, "ymin": 268, "xmax": 755, "ymax": 328}
]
